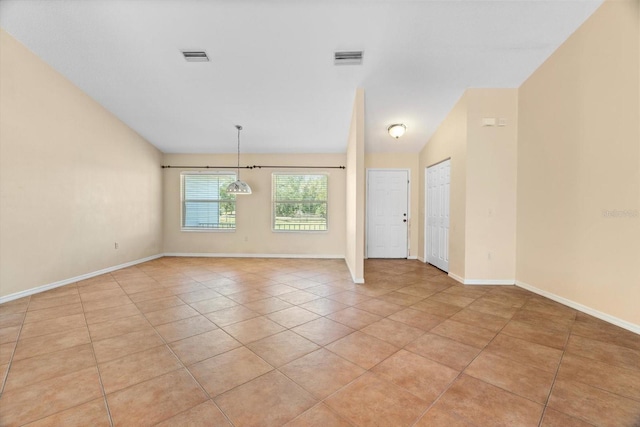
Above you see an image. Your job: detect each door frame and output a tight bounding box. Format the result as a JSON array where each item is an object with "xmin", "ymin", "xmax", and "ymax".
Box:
[
  {"xmin": 365, "ymin": 168, "xmax": 411, "ymax": 259},
  {"xmin": 423, "ymin": 159, "xmax": 451, "ymax": 269}
]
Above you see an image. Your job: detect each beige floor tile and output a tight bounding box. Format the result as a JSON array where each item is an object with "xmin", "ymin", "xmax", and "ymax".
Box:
[
  {"xmin": 79, "ymin": 288, "xmax": 126, "ymax": 302},
  {"xmin": 0, "ymin": 325, "xmax": 21, "ymax": 345},
  {"xmin": 0, "ymin": 312, "xmax": 26, "ymax": 328},
  {"xmin": 557, "ymin": 353, "xmax": 640, "ymax": 401},
  {"xmin": 144, "ymin": 304, "xmax": 200, "ymax": 326},
  {"xmin": 4, "ymin": 344, "xmax": 95, "ymax": 391},
  {"xmin": 176, "ymin": 289, "xmax": 222, "ymax": 304},
  {"xmin": 204, "ymin": 305, "xmax": 260, "ymax": 327},
  {"xmin": 325, "ymin": 373, "xmax": 428, "ymax": 427},
  {"xmin": 361, "ymin": 318, "xmax": 425, "ymax": 347},
  {"xmin": 22, "ymin": 398, "xmax": 110, "ymax": 427},
  {"xmin": 23, "ymin": 303, "xmax": 83, "ymax": 324},
  {"xmin": 170, "ymin": 328, "xmax": 241, "ymax": 365},
  {"xmin": 388, "ymin": 308, "xmax": 445, "ymax": 331},
  {"xmin": 450, "ymin": 308, "xmax": 509, "ymax": 332},
  {"xmin": 354, "ymin": 298, "xmax": 405, "ymax": 316},
  {"xmin": 82, "ymin": 295, "xmax": 133, "ymax": 313},
  {"xmin": 431, "ymin": 374, "xmax": 544, "ymax": 427},
  {"xmin": 247, "ymin": 330, "xmax": 319, "ymax": 367},
  {"xmin": 215, "ymin": 370, "xmax": 316, "ymax": 427},
  {"xmin": 127, "ymin": 288, "xmax": 175, "ymax": 303},
  {"xmin": 571, "ymin": 316, "xmax": 640, "ymax": 351},
  {"xmin": 266, "ymin": 306, "xmax": 320, "ymax": 329},
  {"xmin": 27, "ymin": 294, "xmax": 81, "ymax": 311},
  {"xmin": 99, "ymin": 345, "xmax": 182, "ymax": 393},
  {"xmin": 280, "ymin": 348, "xmax": 365, "ymax": 399},
  {"xmin": 372, "ymin": 349, "xmax": 459, "ymax": 402},
  {"xmin": 92, "ymin": 327, "xmax": 163, "ymax": 363},
  {"xmin": 414, "ymin": 405, "xmax": 477, "ymax": 427},
  {"xmin": 299, "ymin": 298, "xmax": 350, "ymax": 316},
  {"xmin": 155, "ymin": 400, "xmax": 231, "ymax": 427},
  {"xmin": 14, "ymin": 327, "xmax": 91, "ymax": 361},
  {"xmin": 154, "ymin": 315, "xmax": 217, "ymax": 342},
  {"xmin": 326, "ymin": 306, "xmax": 382, "ymax": 330},
  {"xmin": 0, "ymin": 367, "xmax": 102, "ymax": 426},
  {"xmin": 189, "ymin": 346, "xmax": 273, "ymax": 397},
  {"xmin": 501, "ymin": 320, "xmax": 569, "ymax": 350},
  {"xmin": 325, "ymin": 331, "xmax": 398, "ymax": 369},
  {"xmin": 107, "ymin": 369, "xmax": 207, "ymax": 426},
  {"xmin": 189, "ymin": 296, "xmax": 239, "ymax": 314},
  {"xmin": 484, "ymin": 334, "xmax": 563, "ymax": 373},
  {"xmin": 243, "ymin": 297, "xmax": 293, "ymax": 314},
  {"xmin": 566, "ymin": 334, "xmax": 640, "ymax": 372},
  {"xmin": 285, "ymin": 403, "xmax": 352, "ymax": 427},
  {"xmin": 29, "ymin": 286, "xmax": 78, "ymax": 301},
  {"xmin": 548, "ymin": 378, "xmax": 640, "ymax": 427},
  {"xmin": 222, "ymin": 316, "xmax": 285, "ymax": 344},
  {"xmin": 430, "ymin": 319, "xmax": 497, "ymax": 348},
  {"xmin": 427, "ymin": 292, "xmax": 476, "ymax": 308},
  {"xmin": 292, "ymin": 318, "xmax": 354, "ymax": 346},
  {"xmin": 0, "ymin": 340, "xmax": 15, "ymax": 365},
  {"xmin": 135, "ymin": 296, "xmax": 185, "ymax": 313},
  {"xmin": 88, "ymin": 313, "xmax": 150, "ymax": 341},
  {"xmin": 464, "ymin": 352, "xmax": 555, "ymax": 403},
  {"xmin": 540, "ymin": 408, "xmax": 595, "ymax": 427},
  {"xmin": 83, "ymin": 303, "xmax": 141, "ymax": 325},
  {"xmin": 409, "ymin": 299, "xmax": 463, "ymax": 318},
  {"xmin": 405, "ymin": 333, "xmax": 481, "ymax": 371}
]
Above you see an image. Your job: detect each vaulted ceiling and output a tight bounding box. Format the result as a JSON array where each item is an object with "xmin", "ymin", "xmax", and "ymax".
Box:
[{"xmin": 0, "ymin": 0, "xmax": 603, "ymax": 154}]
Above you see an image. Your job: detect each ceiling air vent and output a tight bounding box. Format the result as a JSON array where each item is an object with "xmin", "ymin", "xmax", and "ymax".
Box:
[
  {"xmin": 181, "ymin": 50, "xmax": 209, "ymax": 62},
  {"xmin": 334, "ymin": 51, "xmax": 363, "ymax": 65}
]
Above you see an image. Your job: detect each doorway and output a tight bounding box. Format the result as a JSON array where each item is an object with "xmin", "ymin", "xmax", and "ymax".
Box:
[
  {"xmin": 425, "ymin": 160, "xmax": 450, "ymax": 272},
  {"xmin": 366, "ymin": 169, "xmax": 409, "ymax": 258}
]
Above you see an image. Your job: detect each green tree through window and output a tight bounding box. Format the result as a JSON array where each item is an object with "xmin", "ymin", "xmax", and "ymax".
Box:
[{"xmin": 273, "ymin": 173, "xmax": 328, "ymax": 231}]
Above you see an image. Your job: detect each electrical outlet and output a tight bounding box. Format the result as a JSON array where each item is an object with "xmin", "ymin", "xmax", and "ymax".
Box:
[{"xmin": 115, "ymin": 242, "xmax": 119, "ymax": 249}]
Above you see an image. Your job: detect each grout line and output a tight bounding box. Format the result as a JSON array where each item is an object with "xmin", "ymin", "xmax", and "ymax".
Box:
[{"xmin": 0, "ymin": 296, "xmax": 31, "ymax": 396}]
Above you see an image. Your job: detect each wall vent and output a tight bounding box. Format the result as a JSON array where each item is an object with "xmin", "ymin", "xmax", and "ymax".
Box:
[
  {"xmin": 181, "ymin": 50, "xmax": 209, "ymax": 62},
  {"xmin": 334, "ymin": 51, "xmax": 363, "ymax": 65}
]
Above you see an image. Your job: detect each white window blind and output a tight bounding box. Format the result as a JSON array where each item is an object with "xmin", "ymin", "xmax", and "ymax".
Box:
[
  {"xmin": 272, "ymin": 173, "xmax": 328, "ymax": 231},
  {"xmin": 181, "ymin": 172, "xmax": 236, "ymax": 230}
]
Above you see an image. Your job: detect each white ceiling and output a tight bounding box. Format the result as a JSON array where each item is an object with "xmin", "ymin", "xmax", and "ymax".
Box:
[{"xmin": 0, "ymin": 0, "xmax": 602, "ymax": 154}]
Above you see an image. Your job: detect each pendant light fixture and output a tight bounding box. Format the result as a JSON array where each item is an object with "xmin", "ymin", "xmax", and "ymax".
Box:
[{"xmin": 226, "ymin": 125, "xmax": 252, "ymax": 194}]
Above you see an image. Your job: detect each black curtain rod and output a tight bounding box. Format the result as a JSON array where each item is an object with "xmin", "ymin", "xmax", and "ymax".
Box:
[{"xmin": 161, "ymin": 165, "xmax": 345, "ymax": 170}]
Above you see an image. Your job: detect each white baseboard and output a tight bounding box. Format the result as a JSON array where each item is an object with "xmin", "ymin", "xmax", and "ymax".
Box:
[
  {"xmin": 163, "ymin": 252, "xmax": 344, "ymax": 259},
  {"xmin": 418, "ymin": 256, "xmax": 426, "ymax": 263},
  {"xmin": 407, "ymin": 256, "xmax": 418, "ymax": 260},
  {"xmin": 464, "ymin": 279, "xmax": 515, "ymax": 286},
  {"xmin": 516, "ymin": 280, "xmax": 640, "ymax": 335},
  {"xmin": 448, "ymin": 272, "xmax": 464, "ymax": 284},
  {"xmin": 0, "ymin": 254, "xmax": 164, "ymax": 305},
  {"xmin": 447, "ymin": 273, "xmax": 514, "ymax": 286}
]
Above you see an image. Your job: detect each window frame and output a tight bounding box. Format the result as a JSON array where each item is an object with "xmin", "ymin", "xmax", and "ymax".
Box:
[
  {"xmin": 180, "ymin": 171, "xmax": 237, "ymax": 232},
  {"xmin": 271, "ymin": 172, "xmax": 329, "ymax": 233}
]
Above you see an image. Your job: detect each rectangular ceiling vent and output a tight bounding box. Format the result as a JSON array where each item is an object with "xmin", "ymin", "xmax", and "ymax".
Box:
[
  {"xmin": 181, "ymin": 50, "xmax": 209, "ymax": 62},
  {"xmin": 334, "ymin": 51, "xmax": 363, "ymax": 65}
]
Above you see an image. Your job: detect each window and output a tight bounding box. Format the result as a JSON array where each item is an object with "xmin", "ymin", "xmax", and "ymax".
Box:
[
  {"xmin": 181, "ymin": 172, "xmax": 236, "ymax": 230},
  {"xmin": 272, "ymin": 173, "xmax": 328, "ymax": 231}
]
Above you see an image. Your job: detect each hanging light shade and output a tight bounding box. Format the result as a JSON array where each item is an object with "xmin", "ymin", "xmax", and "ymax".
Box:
[
  {"xmin": 226, "ymin": 125, "xmax": 252, "ymax": 195},
  {"xmin": 387, "ymin": 123, "xmax": 407, "ymax": 139}
]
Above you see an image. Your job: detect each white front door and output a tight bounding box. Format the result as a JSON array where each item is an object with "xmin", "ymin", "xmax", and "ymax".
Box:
[
  {"xmin": 367, "ymin": 169, "xmax": 409, "ymax": 258},
  {"xmin": 426, "ymin": 160, "xmax": 450, "ymax": 272}
]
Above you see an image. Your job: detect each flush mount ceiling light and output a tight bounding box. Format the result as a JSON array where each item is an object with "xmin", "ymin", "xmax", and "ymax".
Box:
[
  {"xmin": 388, "ymin": 124, "xmax": 407, "ymax": 139},
  {"xmin": 226, "ymin": 125, "xmax": 252, "ymax": 195}
]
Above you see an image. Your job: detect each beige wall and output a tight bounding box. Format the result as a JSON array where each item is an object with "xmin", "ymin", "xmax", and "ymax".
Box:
[
  {"xmin": 0, "ymin": 30, "xmax": 163, "ymax": 298},
  {"xmin": 465, "ymin": 89, "xmax": 518, "ymax": 281},
  {"xmin": 418, "ymin": 94, "xmax": 468, "ymax": 279},
  {"xmin": 517, "ymin": 0, "xmax": 640, "ymax": 325},
  {"xmin": 345, "ymin": 89, "xmax": 366, "ymax": 282},
  {"xmin": 162, "ymin": 153, "xmax": 346, "ymax": 257},
  {"xmin": 365, "ymin": 153, "xmax": 420, "ymax": 258}
]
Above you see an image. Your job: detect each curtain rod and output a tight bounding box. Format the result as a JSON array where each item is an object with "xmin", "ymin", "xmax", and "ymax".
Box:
[{"xmin": 161, "ymin": 165, "xmax": 345, "ymax": 170}]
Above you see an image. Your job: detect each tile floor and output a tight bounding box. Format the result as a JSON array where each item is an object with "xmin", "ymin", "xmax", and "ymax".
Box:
[{"xmin": 0, "ymin": 257, "xmax": 639, "ymax": 426}]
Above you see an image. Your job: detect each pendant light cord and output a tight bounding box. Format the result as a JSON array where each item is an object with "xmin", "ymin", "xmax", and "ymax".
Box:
[{"xmin": 235, "ymin": 125, "xmax": 242, "ymax": 178}]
